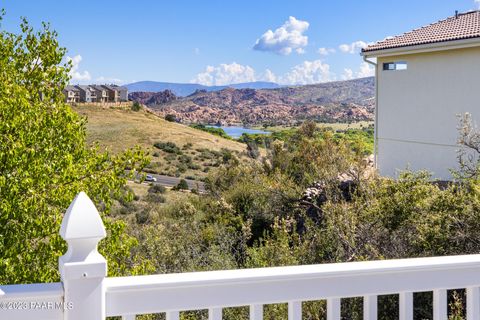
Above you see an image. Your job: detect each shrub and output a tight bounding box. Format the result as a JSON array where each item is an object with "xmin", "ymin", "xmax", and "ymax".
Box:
[
  {"xmin": 246, "ymin": 141, "xmax": 260, "ymax": 159},
  {"xmin": 173, "ymin": 179, "xmax": 189, "ymax": 190},
  {"xmin": 131, "ymin": 101, "xmax": 141, "ymax": 111},
  {"xmin": 145, "ymin": 193, "xmax": 166, "ymax": 203},
  {"xmin": 221, "ymin": 149, "xmax": 234, "ymax": 163},
  {"xmin": 178, "ymin": 154, "xmax": 193, "ymax": 164},
  {"xmin": 165, "ymin": 154, "xmax": 177, "ymax": 161},
  {"xmin": 154, "ymin": 141, "xmax": 182, "ymax": 154},
  {"xmin": 148, "ymin": 184, "xmax": 166, "ymax": 194},
  {"xmin": 135, "ymin": 210, "xmax": 150, "ymax": 224},
  {"xmin": 176, "ymin": 163, "xmax": 188, "ymax": 173},
  {"xmin": 165, "ymin": 114, "xmax": 176, "ymax": 122},
  {"xmin": 144, "ymin": 162, "xmax": 162, "ymax": 174},
  {"xmin": 143, "ymin": 167, "xmax": 158, "ymax": 174},
  {"xmin": 188, "ymin": 163, "xmax": 201, "ymax": 170}
]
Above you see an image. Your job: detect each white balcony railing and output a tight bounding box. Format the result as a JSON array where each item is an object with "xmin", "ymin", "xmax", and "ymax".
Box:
[{"xmin": 1, "ymin": 192, "xmax": 480, "ymax": 320}]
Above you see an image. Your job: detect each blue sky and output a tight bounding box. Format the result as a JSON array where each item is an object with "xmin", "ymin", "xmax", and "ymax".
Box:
[{"xmin": 2, "ymin": 0, "xmax": 479, "ymax": 85}]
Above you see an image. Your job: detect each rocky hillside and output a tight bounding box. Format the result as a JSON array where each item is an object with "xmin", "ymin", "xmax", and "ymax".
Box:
[
  {"xmin": 129, "ymin": 77, "xmax": 375, "ymax": 125},
  {"xmin": 129, "ymin": 90, "xmax": 178, "ymax": 105}
]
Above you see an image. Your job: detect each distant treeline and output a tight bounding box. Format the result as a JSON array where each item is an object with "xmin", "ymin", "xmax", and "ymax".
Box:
[{"xmin": 190, "ymin": 124, "xmax": 231, "ymax": 139}]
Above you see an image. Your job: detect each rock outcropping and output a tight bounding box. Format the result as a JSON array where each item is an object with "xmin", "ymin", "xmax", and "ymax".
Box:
[
  {"xmin": 129, "ymin": 77, "xmax": 375, "ymax": 125},
  {"xmin": 129, "ymin": 90, "xmax": 177, "ymax": 105}
]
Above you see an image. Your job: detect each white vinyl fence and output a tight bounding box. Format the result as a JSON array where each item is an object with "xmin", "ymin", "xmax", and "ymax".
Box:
[{"xmin": 1, "ymin": 192, "xmax": 480, "ymax": 320}]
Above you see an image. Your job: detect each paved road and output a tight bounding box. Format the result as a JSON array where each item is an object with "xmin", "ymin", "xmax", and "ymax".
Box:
[{"xmin": 146, "ymin": 173, "xmax": 206, "ymax": 192}]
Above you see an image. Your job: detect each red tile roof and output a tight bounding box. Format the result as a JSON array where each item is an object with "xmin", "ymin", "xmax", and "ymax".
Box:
[{"xmin": 363, "ymin": 10, "xmax": 480, "ymax": 53}]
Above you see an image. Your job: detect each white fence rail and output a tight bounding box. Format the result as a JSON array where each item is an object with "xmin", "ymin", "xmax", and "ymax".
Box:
[{"xmin": 1, "ymin": 192, "xmax": 480, "ymax": 320}]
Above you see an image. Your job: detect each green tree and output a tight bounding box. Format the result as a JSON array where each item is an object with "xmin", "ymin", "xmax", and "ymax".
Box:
[
  {"xmin": 174, "ymin": 179, "xmax": 189, "ymax": 190},
  {"xmin": 0, "ymin": 13, "xmax": 149, "ymax": 284}
]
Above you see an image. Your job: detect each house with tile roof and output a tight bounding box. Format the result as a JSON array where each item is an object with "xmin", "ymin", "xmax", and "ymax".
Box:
[{"xmin": 361, "ymin": 10, "xmax": 480, "ymax": 179}]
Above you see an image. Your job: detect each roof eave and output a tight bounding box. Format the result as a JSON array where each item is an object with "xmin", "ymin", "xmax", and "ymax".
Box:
[{"xmin": 361, "ymin": 36, "xmax": 480, "ymax": 58}]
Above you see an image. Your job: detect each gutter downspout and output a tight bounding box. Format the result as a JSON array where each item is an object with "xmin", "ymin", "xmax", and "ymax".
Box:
[{"xmin": 362, "ymin": 55, "xmax": 378, "ymax": 168}]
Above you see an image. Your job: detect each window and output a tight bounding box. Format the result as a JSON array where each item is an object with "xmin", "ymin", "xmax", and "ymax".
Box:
[{"xmin": 383, "ymin": 61, "xmax": 407, "ymax": 71}]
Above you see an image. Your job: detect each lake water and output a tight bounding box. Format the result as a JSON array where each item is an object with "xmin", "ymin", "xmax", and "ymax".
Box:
[{"xmin": 207, "ymin": 126, "xmax": 271, "ymax": 139}]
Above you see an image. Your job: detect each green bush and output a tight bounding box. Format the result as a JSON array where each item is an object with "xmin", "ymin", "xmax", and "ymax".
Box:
[
  {"xmin": 165, "ymin": 114, "xmax": 176, "ymax": 122},
  {"xmin": 148, "ymin": 184, "xmax": 166, "ymax": 194},
  {"xmin": 176, "ymin": 163, "xmax": 188, "ymax": 173},
  {"xmin": 153, "ymin": 141, "xmax": 182, "ymax": 154},
  {"xmin": 135, "ymin": 210, "xmax": 150, "ymax": 224},
  {"xmin": 165, "ymin": 154, "xmax": 177, "ymax": 161},
  {"xmin": 173, "ymin": 179, "xmax": 189, "ymax": 190},
  {"xmin": 178, "ymin": 154, "xmax": 193, "ymax": 164},
  {"xmin": 131, "ymin": 101, "xmax": 142, "ymax": 111},
  {"xmin": 188, "ymin": 163, "xmax": 201, "ymax": 170},
  {"xmin": 145, "ymin": 193, "xmax": 166, "ymax": 203}
]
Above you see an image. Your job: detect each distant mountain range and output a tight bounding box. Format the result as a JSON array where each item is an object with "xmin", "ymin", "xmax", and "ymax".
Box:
[
  {"xmin": 129, "ymin": 77, "xmax": 375, "ymax": 126},
  {"xmin": 125, "ymin": 81, "xmax": 281, "ymax": 96}
]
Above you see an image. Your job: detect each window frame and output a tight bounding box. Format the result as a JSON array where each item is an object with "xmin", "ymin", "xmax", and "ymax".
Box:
[{"xmin": 383, "ymin": 61, "xmax": 407, "ymax": 71}]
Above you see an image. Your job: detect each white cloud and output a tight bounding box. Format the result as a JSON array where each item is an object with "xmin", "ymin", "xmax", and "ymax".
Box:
[
  {"xmin": 278, "ymin": 60, "xmax": 335, "ymax": 85},
  {"xmin": 191, "ymin": 62, "xmax": 257, "ymax": 86},
  {"xmin": 341, "ymin": 68, "xmax": 354, "ymax": 80},
  {"xmin": 341, "ymin": 62, "xmax": 375, "ymax": 80},
  {"xmin": 475, "ymin": 0, "xmax": 480, "ymax": 8},
  {"xmin": 191, "ymin": 59, "xmax": 372, "ymax": 87},
  {"xmin": 317, "ymin": 47, "xmax": 336, "ymax": 56},
  {"xmin": 357, "ymin": 62, "xmax": 375, "ymax": 78},
  {"xmin": 66, "ymin": 55, "xmax": 91, "ymax": 81},
  {"xmin": 296, "ymin": 48, "xmax": 306, "ymax": 54},
  {"xmin": 262, "ymin": 69, "xmax": 277, "ymax": 83},
  {"xmin": 194, "ymin": 48, "xmax": 200, "ymax": 55},
  {"xmin": 339, "ymin": 40, "xmax": 373, "ymax": 54},
  {"xmin": 253, "ymin": 16, "xmax": 309, "ymax": 55},
  {"xmin": 95, "ymin": 76, "xmax": 124, "ymax": 84}
]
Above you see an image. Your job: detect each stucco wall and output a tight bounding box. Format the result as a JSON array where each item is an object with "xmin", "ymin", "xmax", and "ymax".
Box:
[
  {"xmin": 376, "ymin": 46, "xmax": 480, "ymax": 179},
  {"xmin": 119, "ymin": 90, "xmax": 128, "ymax": 102}
]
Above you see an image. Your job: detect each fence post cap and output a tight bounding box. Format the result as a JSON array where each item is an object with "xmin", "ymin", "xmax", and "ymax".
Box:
[{"xmin": 60, "ymin": 191, "xmax": 106, "ymax": 241}]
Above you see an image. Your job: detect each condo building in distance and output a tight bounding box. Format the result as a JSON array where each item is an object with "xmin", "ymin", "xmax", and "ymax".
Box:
[{"xmin": 63, "ymin": 84, "xmax": 128, "ymax": 103}]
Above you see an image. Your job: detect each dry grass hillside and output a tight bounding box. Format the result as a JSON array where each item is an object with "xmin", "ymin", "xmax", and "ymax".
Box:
[
  {"xmin": 73, "ymin": 104, "xmax": 249, "ymax": 180},
  {"xmin": 74, "ymin": 104, "xmax": 246, "ymax": 153}
]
